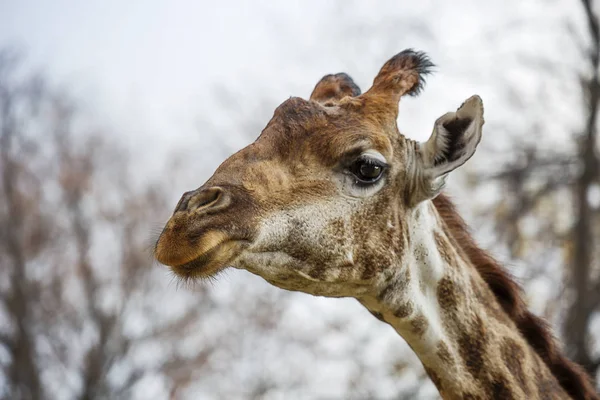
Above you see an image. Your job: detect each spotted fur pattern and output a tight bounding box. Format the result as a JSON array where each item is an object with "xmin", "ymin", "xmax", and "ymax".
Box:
[{"xmin": 155, "ymin": 50, "xmax": 599, "ymax": 399}]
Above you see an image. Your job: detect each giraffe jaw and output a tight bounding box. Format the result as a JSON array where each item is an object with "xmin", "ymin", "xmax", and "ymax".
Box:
[{"xmin": 164, "ymin": 239, "xmax": 251, "ymax": 280}]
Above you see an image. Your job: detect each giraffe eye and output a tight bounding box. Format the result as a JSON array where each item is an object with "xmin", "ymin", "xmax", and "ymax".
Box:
[{"xmin": 348, "ymin": 157, "xmax": 387, "ymax": 184}]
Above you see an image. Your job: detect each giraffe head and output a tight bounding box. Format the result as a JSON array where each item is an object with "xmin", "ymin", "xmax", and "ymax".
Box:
[{"xmin": 154, "ymin": 50, "xmax": 484, "ymax": 297}]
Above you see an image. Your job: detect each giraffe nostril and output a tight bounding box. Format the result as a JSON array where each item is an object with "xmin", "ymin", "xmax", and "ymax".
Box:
[
  {"xmin": 174, "ymin": 190, "xmax": 194, "ymax": 213},
  {"xmin": 182, "ymin": 187, "xmax": 227, "ymax": 213}
]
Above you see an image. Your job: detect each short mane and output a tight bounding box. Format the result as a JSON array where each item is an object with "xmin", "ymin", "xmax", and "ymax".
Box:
[{"xmin": 433, "ymin": 193, "xmax": 598, "ymax": 400}]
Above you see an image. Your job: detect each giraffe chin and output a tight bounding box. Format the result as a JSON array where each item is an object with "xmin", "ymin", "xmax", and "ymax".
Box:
[{"xmin": 168, "ymin": 240, "xmax": 250, "ymax": 280}]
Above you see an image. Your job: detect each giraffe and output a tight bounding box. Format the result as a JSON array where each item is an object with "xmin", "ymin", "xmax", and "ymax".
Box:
[{"xmin": 154, "ymin": 50, "xmax": 599, "ymax": 399}]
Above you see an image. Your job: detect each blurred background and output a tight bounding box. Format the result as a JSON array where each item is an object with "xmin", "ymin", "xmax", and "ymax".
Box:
[{"xmin": 0, "ymin": 0, "xmax": 599, "ymax": 399}]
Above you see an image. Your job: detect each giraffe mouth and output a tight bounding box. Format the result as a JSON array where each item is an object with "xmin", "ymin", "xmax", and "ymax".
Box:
[{"xmin": 168, "ymin": 239, "xmax": 250, "ymax": 279}]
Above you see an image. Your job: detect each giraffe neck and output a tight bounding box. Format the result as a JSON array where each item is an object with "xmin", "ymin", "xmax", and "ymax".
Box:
[{"xmin": 358, "ymin": 201, "xmax": 568, "ymax": 400}]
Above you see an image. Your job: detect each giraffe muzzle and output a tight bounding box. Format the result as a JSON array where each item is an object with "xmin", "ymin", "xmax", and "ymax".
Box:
[{"xmin": 154, "ymin": 185, "xmax": 257, "ymax": 278}]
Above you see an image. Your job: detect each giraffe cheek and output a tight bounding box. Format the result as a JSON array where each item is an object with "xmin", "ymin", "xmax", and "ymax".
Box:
[{"xmin": 239, "ymin": 202, "xmax": 366, "ymax": 289}]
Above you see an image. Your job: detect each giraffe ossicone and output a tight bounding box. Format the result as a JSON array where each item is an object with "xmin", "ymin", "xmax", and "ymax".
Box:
[{"xmin": 155, "ymin": 49, "xmax": 598, "ymax": 400}]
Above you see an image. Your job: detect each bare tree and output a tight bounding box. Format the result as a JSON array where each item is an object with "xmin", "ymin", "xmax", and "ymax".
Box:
[
  {"xmin": 564, "ymin": 0, "xmax": 600, "ymax": 376},
  {"xmin": 0, "ymin": 48, "xmax": 279, "ymax": 400},
  {"xmin": 0, "ymin": 48, "xmax": 45, "ymax": 400},
  {"xmin": 471, "ymin": 0, "xmax": 600, "ymax": 384}
]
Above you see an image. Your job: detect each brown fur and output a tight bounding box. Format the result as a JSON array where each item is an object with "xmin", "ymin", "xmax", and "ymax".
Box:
[
  {"xmin": 433, "ymin": 193, "xmax": 598, "ymax": 400},
  {"xmin": 310, "ymin": 73, "xmax": 361, "ymax": 105},
  {"xmin": 437, "ymin": 341, "xmax": 454, "ymax": 365}
]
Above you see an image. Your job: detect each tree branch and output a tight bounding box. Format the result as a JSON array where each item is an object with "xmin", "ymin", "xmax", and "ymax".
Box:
[
  {"xmin": 0, "ymin": 66, "xmax": 42, "ymax": 400},
  {"xmin": 563, "ymin": 0, "xmax": 600, "ymax": 379}
]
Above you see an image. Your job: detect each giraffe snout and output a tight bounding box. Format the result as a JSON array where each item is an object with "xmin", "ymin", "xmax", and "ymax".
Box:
[{"xmin": 154, "ymin": 184, "xmax": 257, "ymax": 278}]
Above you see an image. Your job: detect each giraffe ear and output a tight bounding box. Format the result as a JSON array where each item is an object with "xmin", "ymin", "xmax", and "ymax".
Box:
[
  {"xmin": 364, "ymin": 49, "xmax": 434, "ymax": 105},
  {"xmin": 414, "ymin": 95, "xmax": 484, "ymax": 202},
  {"xmin": 309, "ymin": 73, "xmax": 361, "ymax": 105}
]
